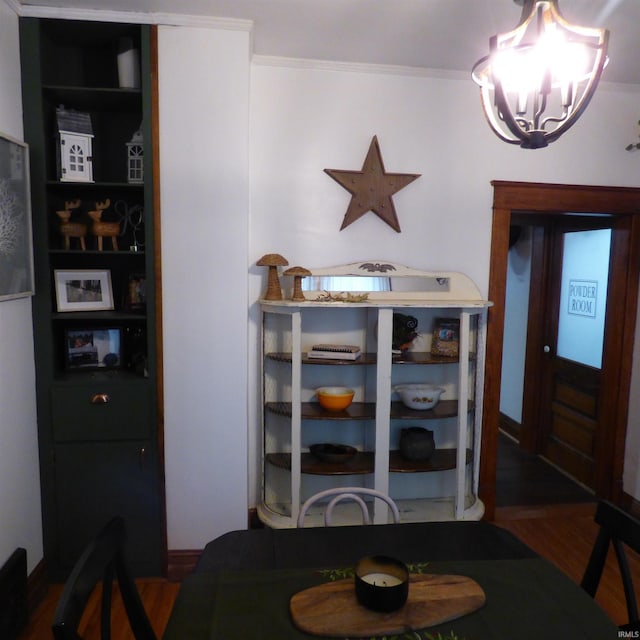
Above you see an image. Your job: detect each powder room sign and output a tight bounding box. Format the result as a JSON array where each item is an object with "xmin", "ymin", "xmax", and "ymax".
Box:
[{"xmin": 567, "ymin": 279, "xmax": 598, "ymax": 318}]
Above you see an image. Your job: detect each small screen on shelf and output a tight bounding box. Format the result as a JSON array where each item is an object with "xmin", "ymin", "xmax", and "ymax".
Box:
[{"xmin": 64, "ymin": 328, "xmax": 122, "ymax": 370}]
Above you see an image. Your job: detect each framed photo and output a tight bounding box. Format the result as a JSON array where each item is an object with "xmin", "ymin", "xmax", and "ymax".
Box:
[
  {"xmin": 0, "ymin": 132, "xmax": 34, "ymax": 301},
  {"xmin": 54, "ymin": 269, "xmax": 114, "ymax": 312},
  {"xmin": 65, "ymin": 327, "xmax": 122, "ymax": 370},
  {"xmin": 123, "ymin": 271, "xmax": 146, "ymax": 312},
  {"xmin": 430, "ymin": 317, "xmax": 460, "ymax": 357}
]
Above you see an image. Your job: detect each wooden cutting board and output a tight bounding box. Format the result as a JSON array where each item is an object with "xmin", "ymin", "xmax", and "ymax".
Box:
[{"xmin": 290, "ymin": 574, "xmax": 485, "ymax": 638}]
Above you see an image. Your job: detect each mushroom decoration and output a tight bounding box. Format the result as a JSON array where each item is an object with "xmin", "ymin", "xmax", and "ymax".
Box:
[
  {"xmin": 284, "ymin": 266, "xmax": 311, "ymax": 302},
  {"xmin": 257, "ymin": 253, "xmax": 289, "ymax": 300}
]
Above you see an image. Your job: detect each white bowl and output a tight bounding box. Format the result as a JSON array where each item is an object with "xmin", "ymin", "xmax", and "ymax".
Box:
[{"xmin": 394, "ymin": 384, "xmax": 445, "ymax": 410}]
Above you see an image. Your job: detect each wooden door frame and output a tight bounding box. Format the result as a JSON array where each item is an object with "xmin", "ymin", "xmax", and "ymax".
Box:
[{"xmin": 480, "ymin": 181, "xmax": 640, "ymax": 520}]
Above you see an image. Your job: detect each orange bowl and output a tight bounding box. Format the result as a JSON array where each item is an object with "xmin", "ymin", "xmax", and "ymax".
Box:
[{"xmin": 316, "ymin": 386, "xmax": 355, "ymax": 411}]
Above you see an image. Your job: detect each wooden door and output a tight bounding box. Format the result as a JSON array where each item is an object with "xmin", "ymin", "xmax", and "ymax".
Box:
[{"xmin": 538, "ymin": 222, "xmax": 613, "ymax": 488}]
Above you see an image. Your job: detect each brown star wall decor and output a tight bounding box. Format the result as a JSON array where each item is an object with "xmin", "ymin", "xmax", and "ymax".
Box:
[{"xmin": 324, "ymin": 136, "xmax": 420, "ymax": 233}]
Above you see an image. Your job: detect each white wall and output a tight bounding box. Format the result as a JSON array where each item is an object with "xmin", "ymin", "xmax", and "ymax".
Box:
[
  {"xmin": 500, "ymin": 228, "xmax": 532, "ymax": 424},
  {"xmin": 158, "ymin": 25, "xmax": 251, "ymax": 549},
  {"xmin": 246, "ymin": 60, "xmax": 640, "ymax": 509},
  {"xmin": 0, "ymin": 0, "xmax": 43, "ymax": 574}
]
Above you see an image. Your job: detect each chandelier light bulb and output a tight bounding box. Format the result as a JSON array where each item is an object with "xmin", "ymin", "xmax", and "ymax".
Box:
[{"xmin": 472, "ymin": 0, "xmax": 609, "ymax": 149}]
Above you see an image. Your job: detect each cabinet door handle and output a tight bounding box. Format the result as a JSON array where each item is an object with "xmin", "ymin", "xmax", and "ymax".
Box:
[
  {"xmin": 139, "ymin": 447, "xmax": 146, "ymax": 469},
  {"xmin": 90, "ymin": 393, "xmax": 110, "ymax": 404}
]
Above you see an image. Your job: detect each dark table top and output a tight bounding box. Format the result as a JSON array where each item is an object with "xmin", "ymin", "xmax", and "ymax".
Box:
[{"xmin": 163, "ymin": 521, "xmax": 619, "ymax": 639}]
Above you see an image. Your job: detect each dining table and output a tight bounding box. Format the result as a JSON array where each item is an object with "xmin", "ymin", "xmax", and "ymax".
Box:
[{"xmin": 161, "ymin": 520, "xmax": 619, "ymax": 639}]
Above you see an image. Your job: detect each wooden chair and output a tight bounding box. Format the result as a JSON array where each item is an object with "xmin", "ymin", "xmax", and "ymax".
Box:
[
  {"xmin": 297, "ymin": 487, "xmax": 400, "ymax": 527},
  {"xmin": 581, "ymin": 500, "xmax": 640, "ymax": 631},
  {"xmin": 52, "ymin": 516, "xmax": 156, "ymax": 640}
]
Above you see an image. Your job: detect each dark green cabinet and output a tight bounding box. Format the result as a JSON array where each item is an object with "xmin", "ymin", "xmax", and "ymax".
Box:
[
  {"xmin": 53, "ymin": 441, "xmax": 161, "ymax": 574},
  {"xmin": 20, "ymin": 18, "xmax": 163, "ymax": 579}
]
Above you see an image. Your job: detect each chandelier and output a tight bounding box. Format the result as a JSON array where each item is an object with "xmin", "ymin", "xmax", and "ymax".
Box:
[{"xmin": 472, "ymin": 0, "xmax": 609, "ymax": 149}]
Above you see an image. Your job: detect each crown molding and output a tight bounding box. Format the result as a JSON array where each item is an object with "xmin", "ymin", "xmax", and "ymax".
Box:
[
  {"xmin": 252, "ymin": 55, "xmax": 640, "ymax": 89},
  {"xmin": 599, "ymin": 80, "xmax": 640, "ymax": 94},
  {"xmin": 7, "ymin": 1, "xmax": 253, "ymax": 32},
  {"xmin": 251, "ymin": 54, "xmax": 469, "ymax": 81}
]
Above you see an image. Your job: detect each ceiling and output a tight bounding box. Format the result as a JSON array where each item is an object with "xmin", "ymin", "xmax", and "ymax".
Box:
[{"xmin": 15, "ymin": 0, "xmax": 640, "ymax": 85}]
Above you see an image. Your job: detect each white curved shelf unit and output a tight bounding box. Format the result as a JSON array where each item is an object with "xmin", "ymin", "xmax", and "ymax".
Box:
[{"xmin": 258, "ymin": 261, "xmax": 492, "ymax": 528}]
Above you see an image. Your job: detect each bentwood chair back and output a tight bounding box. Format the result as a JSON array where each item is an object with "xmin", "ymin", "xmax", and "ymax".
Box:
[
  {"xmin": 52, "ymin": 516, "xmax": 157, "ymax": 640},
  {"xmin": 581, "ymin": 500, "xmax": 640, "ymax": 632},
  {"xmin": 297, "ymin": 487, "xmax": 400, "ymax": 527}
]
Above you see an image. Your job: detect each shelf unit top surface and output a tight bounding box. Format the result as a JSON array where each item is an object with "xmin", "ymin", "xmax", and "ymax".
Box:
[
  {"xmin": 262, "ymin": 299, "xmax": 491, "ymax": 309},
  {"xmin": 260, "ymin": 262, "xmax": 491, "ymax": 308}
]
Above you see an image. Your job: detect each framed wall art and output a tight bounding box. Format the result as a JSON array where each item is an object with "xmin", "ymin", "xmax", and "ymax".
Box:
[
  {"xmin": 54, "ymin": 269, "xmax": 114, "ymax": 312},
  {"xmin": 0, "ymin": 132, "xmax": 34, "ymax": 301}
]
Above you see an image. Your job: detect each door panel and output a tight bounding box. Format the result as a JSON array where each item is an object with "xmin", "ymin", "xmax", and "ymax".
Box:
[
  {"xmin": 551, "ymin": 401, "xmax": 595, "ymax": 453},
  {"xmin": 545, "ymin": 359, "xmax": 599, "ymax": 485},
  {"xmin": 54, "ymin": 441, "xmax": 161, "ymax": 578},
  {"xmin": 536, "ymin": 223, "xmax": 611, "ymax": 488}
]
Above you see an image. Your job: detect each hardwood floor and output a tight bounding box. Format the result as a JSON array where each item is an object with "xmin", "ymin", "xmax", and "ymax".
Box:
[
  {"xmin": 18, "ymin": 578, "xmax": 180, "ymax": 640},
  {"xmin": 496, "ymin": 502, "xmax": 640, "ymax": 627},
  {"xmin": 493, "ymin": 432, "xmax": 640, "ymax": 626}
]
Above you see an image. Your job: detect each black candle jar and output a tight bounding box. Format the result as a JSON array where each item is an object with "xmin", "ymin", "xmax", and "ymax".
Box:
[{"xmin": 354, "ymin": 555, "xmax": 409, "ymax": 612}]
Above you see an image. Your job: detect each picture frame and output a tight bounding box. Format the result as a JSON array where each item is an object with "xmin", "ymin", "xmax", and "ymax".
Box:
[
  {"xmin": 64, "ymin": 327, "xmax": 122, "ymax": 370},
  {"xmin": 0, "ymin": 131, "xmax": 34, "ymax": 301},
  {"xmin": 430, "ymin": 317, "xmax": 460, "ymax": 357},
  {"xmin": 123, "ymin": 271, "xmax": 146, "ymax": 312},
  {"xmin": 54, "ymin": 269, "xmax": 114, "ymax": 312}
]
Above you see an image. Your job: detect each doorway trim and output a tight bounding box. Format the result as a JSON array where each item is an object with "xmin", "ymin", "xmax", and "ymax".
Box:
[{"xmin": 480, "ymin": 181, "xmax": 640, "ymax": 520}]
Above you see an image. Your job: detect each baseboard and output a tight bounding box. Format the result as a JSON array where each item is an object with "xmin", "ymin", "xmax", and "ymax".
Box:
[
  {"xmin": 622, "ymin": 492, "xmax": 640, "ymax": 518},
  {"xmin": 166, "ymin": 550, "xmax": 202, "ymax": 582},
  {"xmin": 499, "ymin": 412, "xmax": 520, "ymax": 440},
  {"xmin": 166, "ymin": 510, "xmax": 264, "ymax": 582}
]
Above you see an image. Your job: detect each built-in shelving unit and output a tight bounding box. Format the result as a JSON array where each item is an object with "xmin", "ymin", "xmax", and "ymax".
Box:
[
  {"xmin": 20, "ymin": 18, "xmax": 163, "ymax": 578},
  {"xmin": 257, "ymin": 261, "xmax": 491, "ymax": 528}
]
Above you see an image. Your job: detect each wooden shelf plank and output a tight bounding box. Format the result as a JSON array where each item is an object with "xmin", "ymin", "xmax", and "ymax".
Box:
[
  {"xmin": 390, "ymin": 400, "xmax": 471, "ymax": 419},
  {"xmin": 266, "ymin": 402, "xmax": 376, "ymax": 420},
  {"xmin": 265, "ymin": 400, "xmax": 472, "ymax": 420},
  {"xmin": 392, "ymin": 351, "xmax": 461, "ymax": 364},
  {"xmin": 389, "ymin": 449, "xmax": 472, "ymax": 472},
  {"xmin": 266, "ymin": 449, "xmax": 472, "ymax": 475},
  {"xmin": 43, "ymin": 84, "xmax": 142, "ymax": 111},
  {"xmin": 266, "ymin": 352, "xmax": 377, "ymax": 364},
  {"xmin": 265, "ymin": 351, "xmax": 468, "ymax": 365},
  {"xmin": 268, "ymin": 451, "xmax": 374, "ymax": 475}
]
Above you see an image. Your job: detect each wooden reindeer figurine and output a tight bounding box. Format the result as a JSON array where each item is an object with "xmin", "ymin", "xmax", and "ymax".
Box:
[
  {"xmin": 88, "ymin": 198, "xmax": 120, "ymax": 251},
  {"xmin": 56, "ymin": 199, "xmax": 86, "ymax": 250}
]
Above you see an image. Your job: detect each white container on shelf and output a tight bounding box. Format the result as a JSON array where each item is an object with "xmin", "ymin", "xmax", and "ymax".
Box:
[{"xmin": 117, "ymin": 37, "xmax": 140, "ymax": 88}]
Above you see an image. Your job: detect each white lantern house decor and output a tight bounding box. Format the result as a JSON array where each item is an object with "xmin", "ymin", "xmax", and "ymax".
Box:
[
  {"xmin": 126, "ymin": 124, "xmax": 144, "ymax": 184},
  {"xmin": 55, "ymin": 106, "xmax": 94, "ymax": 183}
]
